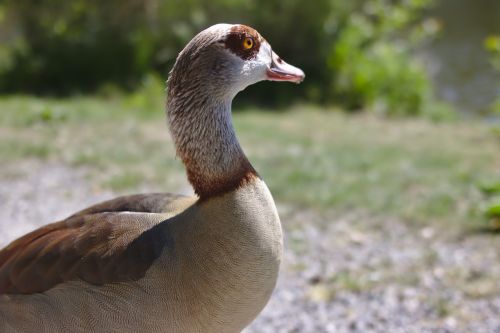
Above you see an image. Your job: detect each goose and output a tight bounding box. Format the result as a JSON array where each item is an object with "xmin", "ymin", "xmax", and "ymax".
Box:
[{"xmin": 0, "ymin": 24, "xmax": 304, "ymax": 332}]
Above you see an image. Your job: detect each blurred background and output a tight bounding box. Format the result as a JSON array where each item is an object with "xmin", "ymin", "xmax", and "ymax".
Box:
[{"xmin": 0, "ymin": 0, "xmax": 499, "ymax": 332}]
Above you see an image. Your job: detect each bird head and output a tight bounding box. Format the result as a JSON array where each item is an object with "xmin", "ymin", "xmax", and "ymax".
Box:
[{"xmin": 168, "ymin": 23, "xmax": 305, "ymax": 100}]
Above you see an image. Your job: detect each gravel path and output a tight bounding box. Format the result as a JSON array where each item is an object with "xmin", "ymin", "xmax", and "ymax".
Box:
[{"xmin": 1, "ymin": 162, "xmax": 499, "ymax": 333}]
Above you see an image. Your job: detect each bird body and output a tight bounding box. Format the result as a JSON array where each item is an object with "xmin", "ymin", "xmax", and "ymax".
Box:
[
  {"xmin": 0, "ymin": 23, "xmax": 304, "ymax": 332},
  {"xmin": 1, "ymin": 179, "xmax": 281, "ymax": 332}
]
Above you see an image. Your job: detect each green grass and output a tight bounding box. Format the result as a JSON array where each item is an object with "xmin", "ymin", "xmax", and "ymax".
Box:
[{"xmin": 1, "ymin": 95, "xmax": 499, "ymax": 229}]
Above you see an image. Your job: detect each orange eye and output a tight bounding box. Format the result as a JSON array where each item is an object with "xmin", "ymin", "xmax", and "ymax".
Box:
[{"xmin": 242, "ymin": 37, "xmax": 254, "ymax": 50}]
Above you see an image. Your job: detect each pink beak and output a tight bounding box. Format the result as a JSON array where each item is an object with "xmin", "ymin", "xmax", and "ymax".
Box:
[{"xmin": 266, "ymin": 51, "xmax": 305, "ymax": 84}]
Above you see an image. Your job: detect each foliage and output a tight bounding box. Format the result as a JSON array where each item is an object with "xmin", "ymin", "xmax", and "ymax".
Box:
[
  {"xmin": 0, "ymin": 0, "xmax": 439, "ymax": 115},
  {"xmin": 327, "ymin": 0, "xmax": 439, "ymax": 116},
  {"xmin": 479, "ymin": 181, "xmax": 500, "ymax": 196},
  {"xmin": 479, "ymin": 178, "xmax": 500, "ymax": 230},
  {"xmin": 483, "ymin": 198, "xmax": 500, "ymax": 230},
  {"xmin": 485, "ymin": 199, "xmax": 500, "ymax": 218},
  {"xmin": 485, "ymin": 35, "xmax": 500, "ymax": 71},
  {"xmin": 0, "ymin": 0, "xmax": 158, "ymax": 94},
  {"xmin": 482, "ymin": 193, "xmax": 500, "ymax": 231},
  {"xmin": 484, "ymin": 35, "xmax": 500, "ymax": 115}
]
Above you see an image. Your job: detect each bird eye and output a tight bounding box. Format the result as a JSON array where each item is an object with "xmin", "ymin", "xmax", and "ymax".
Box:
[{"xmin": 242, "ymin": 37, "xmax": 254, "ymax": 50}]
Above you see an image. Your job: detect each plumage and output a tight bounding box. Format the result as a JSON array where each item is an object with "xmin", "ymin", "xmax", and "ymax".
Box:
[
  {"xmin": 0, "ymin": 23, "xmax": 304, "ymax": 332},
  {"xmin": 0, "ymin": 194, "xmax": 193, "ymax": 295}
]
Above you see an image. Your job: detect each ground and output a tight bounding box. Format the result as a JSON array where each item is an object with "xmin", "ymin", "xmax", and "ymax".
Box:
[{"xmin": 0, "ymin": 96, "xmax": 499, "ymax": 332}]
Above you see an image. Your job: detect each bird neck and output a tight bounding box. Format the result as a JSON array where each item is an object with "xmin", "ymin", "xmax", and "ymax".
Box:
[{"xmin": 167, "ymin": 95, "xmax": 257, "ymax": 199}]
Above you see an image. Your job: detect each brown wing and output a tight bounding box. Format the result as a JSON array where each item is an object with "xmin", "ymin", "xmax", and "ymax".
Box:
[{"xmin": 0, "ymin": 193, "xmax": 194, "ymax": 295}]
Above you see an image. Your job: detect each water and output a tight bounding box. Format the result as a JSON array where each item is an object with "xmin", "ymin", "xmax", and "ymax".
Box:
[{"xmin": 425, "ymin": 0, "xmax": 500, "ymax": 114}]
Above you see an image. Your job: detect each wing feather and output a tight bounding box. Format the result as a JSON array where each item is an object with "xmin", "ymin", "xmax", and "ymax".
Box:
[{"xmin": 0, "ymin": 193, "xmax": 193, "ymax": 295}]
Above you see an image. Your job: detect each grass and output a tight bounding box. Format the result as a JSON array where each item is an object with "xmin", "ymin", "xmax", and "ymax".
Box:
[{"xmin": 0, "ymin": 95, "xmax": 499, "ymax": 230}]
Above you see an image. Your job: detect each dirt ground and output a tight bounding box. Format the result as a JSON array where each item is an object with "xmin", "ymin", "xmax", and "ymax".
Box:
[{"xmin": 1, "ymin": 161, "xmax": 499, "ymax": 333}]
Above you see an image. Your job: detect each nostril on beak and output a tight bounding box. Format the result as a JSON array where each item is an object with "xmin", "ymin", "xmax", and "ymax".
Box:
[{"xmin": 271, "ymin": 56, "xmax": 283, "ymax": 69}]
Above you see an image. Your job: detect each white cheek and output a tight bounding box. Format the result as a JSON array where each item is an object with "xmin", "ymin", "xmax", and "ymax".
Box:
[
  {"xmin": 241, "ymin": 60, "xmax": 264, "ymax": 80},
  {"xmin": 240, "ymin": 46, "xmax": 271, "ymax": 85}
]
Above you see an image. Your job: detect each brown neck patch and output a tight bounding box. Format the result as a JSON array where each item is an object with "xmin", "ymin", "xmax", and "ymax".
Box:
[
  {"xmin": 224, "ymin": 25, "xmax": 262, "ymax": 60},
  {"xmin": 180, "ymin": 149, "xmax": 259, "ymax": 200}
]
